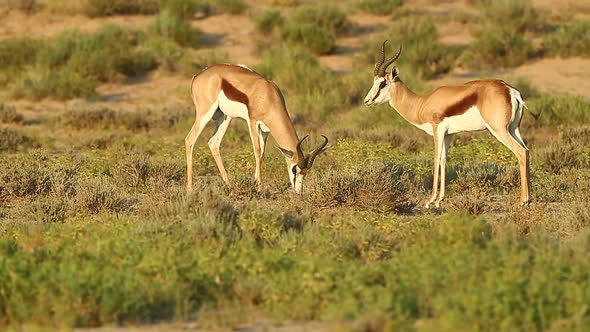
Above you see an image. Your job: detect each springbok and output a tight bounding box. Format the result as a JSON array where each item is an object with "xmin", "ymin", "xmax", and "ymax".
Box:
[
  {"xmin": 186, "ymin": 64, "xmax": 328, "ymax": 194},
  {"xmin": 364, "ymin": 41, "xmax": 530, "ymax": 207}
]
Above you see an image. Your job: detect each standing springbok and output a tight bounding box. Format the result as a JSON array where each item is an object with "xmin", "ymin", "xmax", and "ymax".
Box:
[
  {"xmin": 186, "ymin": 64, "xmax": 328, "ymax": 194},
  {"xmin": 364, "ymin": 41, "xmax": 530, "ymax": 207}
]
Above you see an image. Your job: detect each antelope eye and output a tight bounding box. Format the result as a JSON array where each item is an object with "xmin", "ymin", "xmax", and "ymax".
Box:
[{"xmin": 379, "ymin": 81, "xmax": 387, "ymax": 89}]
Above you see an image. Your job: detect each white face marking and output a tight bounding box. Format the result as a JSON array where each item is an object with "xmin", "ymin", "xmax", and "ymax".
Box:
[
  {"xmin": 218, "ymin": 90, "xmax": 249, "ymax": 120},
  {"xmin": 287, "ymin": 163, "xmax": 306, "ymax": 194},
  {"xmin": 364, "ymin": 77, "xmax": 391, "ymax": 106}
]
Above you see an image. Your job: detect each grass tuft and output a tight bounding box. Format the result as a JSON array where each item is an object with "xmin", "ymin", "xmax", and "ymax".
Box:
[{"xmin": 541, "ymin": 21, "xmax": 590, "ymax": 58}]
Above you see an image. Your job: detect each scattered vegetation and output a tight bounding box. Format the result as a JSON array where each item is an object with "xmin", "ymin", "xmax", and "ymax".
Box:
[
  {"xmin": 1, "ymin": 1, "xmax": 590, "ymax": 330},
  {"xmin": 542, "ymin": 20, "xmax": 590, "ymax": 58},
  {"xmin": 356, "ymin": 0, "xmax": 404, "ymax": 15}
]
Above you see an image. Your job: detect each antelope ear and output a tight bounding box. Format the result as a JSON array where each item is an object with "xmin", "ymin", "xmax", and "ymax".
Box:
[
  {"xmin": 275, "ymin": 145, "xmax": 294, "ymax": 159},
  {"xmin": 391, "ymin": 66, "xmax": 399, "ymax": 77}
]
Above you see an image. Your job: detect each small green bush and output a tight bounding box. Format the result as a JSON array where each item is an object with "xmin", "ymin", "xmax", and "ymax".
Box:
[
  {"xmin": 83, "ymin": 0, "xmax": 161, "ymax": 17},
  {"xmin": 542, "ymin": 144, "xmax": 581, "ymax": 174},
  {"xmin": 210, "ymin": 0, "xmax": 247, "ymax": 15},
  {"xmin": 252, "ymin": 10, "xmax": 283, "ymax": 34},
  {"xmin": 0, "ymin": 37, "xmax": 41, "ymax": 71},
  {"xmin": 162, "ymin": 0, "xmax": 202, "ymax": 18},
  {"xmin": 362, "ymin": 17, "xmax": 456, "ymax": 79},
  {"xmin": 470, "ymin": 0, "xmax": 544, "ymax": 33},
  {"xmin": 148, "ymin": 10, "xmax": 201, "ymax": 48},
  {"xmin": 461, "ymin": 27, "xmax": 533, "ymax": 69},
  {"xmin": 541, "ymin": 21, "xmax": 590, "ymax": 58},
  {"xmin": 74, "ymin": 177, "xmax": 137, "ymax": 214},
  {"xmin": 14, "ymin": 66, "xmax": 97, "ymax": 101},
  {"xmin": 357, "ymin": 0, "xmax": 404, "ymax": 15},
  {"xmin": 528, "ymin": 94, "xmax": 590, "ymax": 124},
  {"xmin": 306, "ymin": 162, "xmax": 418, "ymax": 213},
  {"xmin": 279, "ymin": 4, "xmax": 350, "ymax": 54}
]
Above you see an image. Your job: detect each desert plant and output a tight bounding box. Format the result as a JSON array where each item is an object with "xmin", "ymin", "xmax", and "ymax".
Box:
[
  {"xmin": 542, "ymin": 143, "xmax": 581, "ymax": 174},
  {"xmin": 0, "ymin": 125, "xmax": 28, "ymax": 151},
  {"xmin": 306, "ymin": 162, "xmax": 418, "ymax": 213},
  {"xmin": 541, "ymin": 21, "xmax": 590, "ymax": 58},
  {"xmin": 148, "ymin": 10, "xmax": 201, "ymax": 48},
  {"xmin": 0, "ymin": 37, "xmax": 41, "ymax": 72},
  {"xmin": 83, "ymin": 0, "xmax": 161, "ymax": 17},
  {"xmin": 252, "ymin": 10, "xmax": 283, "ymax": 34},
  {"xmin": 280, "ymin": 4, "xmax": 350, "ymax": 54},
  {"xmin": 210, "ymin": 0, "xmax": 247, "ymax": 14},
  {"xmin": 0, "ymin": 104, "xmax": 23, "ymax": 124},
  {"xmin": 461, "ymin": 27, "xmax": 533, "ymax": 69},
  {"xmin": 356, "ymin": 0, "xmax": 404, "ymax": 15},
  {"xmin": 528, "ymin": 95, "xmax": 590, "ymax": 125},
  {"xmin": 361, "ymin": 17, "xmax": 456, "ymax": 79},
  {"xmin": 73, "ymin": 176, "xmax": 137, "ymax": 214},
  {"xmin": 469, "ymin": 0, "xmax": 545, "ymax": 33}
]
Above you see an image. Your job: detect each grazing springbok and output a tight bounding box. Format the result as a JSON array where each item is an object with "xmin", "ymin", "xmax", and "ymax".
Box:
[
  {"xmin": 186, "ymin": 64, "xmax": 329, "ymax": 194},
  {"xmin": 363, "ymin": 41, "xmax": 530, "ymax": 207}
]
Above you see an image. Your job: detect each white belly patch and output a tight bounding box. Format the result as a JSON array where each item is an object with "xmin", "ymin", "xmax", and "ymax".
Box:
[
  {"xmin": 218, "ymin": 90, "xmax": 249, "ymax": 121},
  {"xmin": 446, "ymin": 106, "xmax": 486, "ymax": 134}
]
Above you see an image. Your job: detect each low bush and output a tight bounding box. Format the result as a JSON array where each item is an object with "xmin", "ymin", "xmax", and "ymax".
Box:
[
  {"xmin": 306, "ymin": 162, "xmax": 418, "ymax": 213},
  {"xmin": 0, "ymin": 152, "xmax": 79, "ymax": 202},
  {"xmin": 460, "ymin": 27, "xmax": 533, "ymax": 69},
  {"xmin": 0, "ymin": 37, "xmax": 41, "ymax": 72},
  {"xmin": 252, "ymin": 10, "xmax": 283, "ymax": 34},
  {"xmin": 210, "ymin": 0, "xmax": 247, "ymax": 14},
  {"xmin": 73, "ymin": 176, "xmax": 137, "ymax": 214},
  {"xmin": 0, "ymin": 104, "xmax": 23, "ymax": 124},
  {"xmin": 14, "ymin": 66, "xmax": 97, "ymax": 101},
  {"xmin": 469, "ymin": 0, "xmax": 545, "ymax": 33},
  {"xmin": 356, "ymin": 0, "xmax": 404, "ymax": 15},
  {"xmin": 61, "ymin": 106, "xmax": 188, "ymax": 131},
  {"xmin": 361, "ymin": 17, "xmax": 456, "ymax": 79},
  {"xmin": 0, "ymin": 125, "xmax": 28, "ymax": 151},
  {"xmin": 541, "ymin": 21, "xmax": 590, "ymax": 58},
  {"xmin": 148, "ymin": 10, "xmax": 201, "ymax": 48},
  {"xmin": 542, "ymin": 144, "xmax": 581, "ymax": 174},
  {"xmin": 83, "ymin": 0, "xmax": 161, "ymax": 17},
  {"xmin": 527, "ymin": 94, "xmax": 590, "ymax": 125}
]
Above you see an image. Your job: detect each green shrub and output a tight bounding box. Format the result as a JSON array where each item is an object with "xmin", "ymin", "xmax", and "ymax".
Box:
[
  {"xmin": 148, "ymin": 10, "xmax": 201, "ymax": 48},
  {"xmin": 252, "ymin": 10, "xmax": 283, "ymax": 34},
  {"xmin": 470, "ymin": 0, "xmax": 544, "ymax": 33},
  {"xmin": 356, "ymin": 0, "xmax": 404, "ymax": 15},
  {"xmin": 542, "ymin": 21, "xmax": 590, "ymax": 58},
  {"xmin": 281, "ymin": 24, "xmax": 333, "ymax": 54},
  {"xmin": 210, "ymin": 0, "xmax": 247, "ymax": 14},
  {"xmin": 362, "ymin": 17, "xmax": 456, "ymax": 79},
  {"xmin": 306, "ymin": 162, "xmax": 418, "ymax": 213},
  {"xmin": 461, "ymin": 27, "xmax": 533, "ymax": 69},
  {"xmin": 162, "ymin": 0, "xmax": 202, "ymax": 18},
  {"xmin": 141, "ymin": 36, "xmax": 186, "ymax": 71},
  {"xmin": 0, "ymin": 125, "xmax": 28, "ymax": 151},
  {"xmin": 83, "ymin": 0, "xmax": 161, "ymax": 17},
  {"xmin": 279, "ymin": 4, "xmax": 350, "ymax": 54},
  {"xmin": 14, "ymin": 66, "xmax": 97, "ymax": 101},
  {"xmin": 542, "ymin": 144, "xmax": 581, "ymax": 174},
  {"xmin": 73, "ymin": 177, "xmax": 137, "ymax": 214},
  {"xmin": 61, "ymin": 106, "xmax": 187, "ymax": 131},
  {"xmin": 528, "ymin": 94, "xmax": 590, "ymax": 124},
  {"xmin": 0, "ymin": 37, "xmax": 41, "ymax": 71}
]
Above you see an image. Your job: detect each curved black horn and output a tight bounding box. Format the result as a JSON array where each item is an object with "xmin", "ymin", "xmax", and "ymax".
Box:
[
  {"xmin": 377, "ymin": 44, "xmax": 402, "ymax": 77},
  {"xmin": 306, "ymin": 135, "xmax": 328, "ymax": 169},
  {"xmin": 296, "ymin": 135, "xmax": 308, "ymax": 168},
  {"xmin": 373, "ymin": 40, "xmax": 388, "ymax": 77}
]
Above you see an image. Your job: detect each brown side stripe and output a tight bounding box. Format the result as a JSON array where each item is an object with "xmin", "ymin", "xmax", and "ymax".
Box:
[
  {"xmin": 443, "ymin": 93, "xmax": 478, "ymax": 118},
  {"xmin": 221, "ymin": 79, "xmax": 249, "ymax": 106}
]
